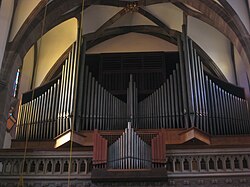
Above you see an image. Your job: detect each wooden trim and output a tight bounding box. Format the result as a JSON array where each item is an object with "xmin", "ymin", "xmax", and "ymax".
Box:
[
  {"xmin": 138, "ymin": 7, "xmax": 174, "ymax": 36},
  {"xmin": 30, "ymin": 42, "xmax": 38, "ymax": 89},
  {"xmin": 246, "ymin": 73, "xmax": 250, "ymax": 93},
  {"xmin": 86, "ymin": 25, "xmax": 178, "ymax": 49}
]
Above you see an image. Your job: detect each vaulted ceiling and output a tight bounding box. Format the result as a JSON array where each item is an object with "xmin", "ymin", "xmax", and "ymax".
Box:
[
  {"xmin": 9, "ymin": 0, "xmax": 250, "ymax": 57},
  {"xmin": 2, "ymin": 0, "xmax": 250, "ymax": 84}
]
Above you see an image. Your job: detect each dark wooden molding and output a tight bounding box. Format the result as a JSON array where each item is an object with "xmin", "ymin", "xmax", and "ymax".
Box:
[
  {"xmin": 30, "ymin": 42, "xmax": 38, "ymax": 89},
  {"xmin": 138, "ymin": 7, "xmax": 177, "ymax": 37},
  {"xmin": 246, "ymin": 0, "xmax": 250, "ymax": 17},
  {"xmin": 85, "ymin": 25, "xmax": 179, "ymax": 50},
  {"xmin": 89, "ymin": 8, "xmax": 128, "ymax": 42},
  {"xmin": 247, "ymin": 73, "xmax": 250, "ymax": 94}
]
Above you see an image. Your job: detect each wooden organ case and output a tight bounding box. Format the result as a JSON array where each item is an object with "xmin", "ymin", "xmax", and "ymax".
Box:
[{"xmin": 14, "ymin": 33, "xmax": 250, "ymax": 182}]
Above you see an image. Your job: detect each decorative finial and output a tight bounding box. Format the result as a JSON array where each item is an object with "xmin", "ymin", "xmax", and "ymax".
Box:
[{"xmin": 125, "ymin": 2, "xmax": 138, "ymax": 12}]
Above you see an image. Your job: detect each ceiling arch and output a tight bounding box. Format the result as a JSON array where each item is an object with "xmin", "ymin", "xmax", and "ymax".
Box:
[
  {"xmin": 7, "ymin": 0, "xmax": 250, "ymax": 59},
  {"xmin": 2, "ymin": 0, "xmax": 249, "ymax": 86}
]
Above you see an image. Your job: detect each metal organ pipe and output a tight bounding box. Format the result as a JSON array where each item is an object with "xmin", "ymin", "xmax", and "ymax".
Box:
[
  {"xmin": 173, "ymin": 70, "xmax": 179, "ymax": 128},
  {"xmin": 176, "ymin": 64, "xmax": 184, "ymax": 128},
  {"xmin": 108, "ymin": 123, "xmax": 151, "ymax": 169},
  {"xmin": 198, "ymin": 56, "xmax": 208, "ymax": 132}
]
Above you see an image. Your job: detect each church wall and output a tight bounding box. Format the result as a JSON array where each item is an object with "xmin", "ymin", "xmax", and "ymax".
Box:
[
  {"xmin": 226, "ymin": 0, "xmax": 250, "ymax": 33},
  {"xmin": 33, "ymin": 18, "xmax": 77, "ymax": 88},
  {"xmin": 0, "ymin": 0, "xmax": 14, "ymax": 70},
  {"xmin": 84, "ymin": 5, "xmax": 123, "ymax": 34},
  {"xmin": 187, "ymin": 16, "xmax": 236, "ymax": 84},
  {"xmin": 8, "ymin": 0, "xmax": 40, "ymax": 42},
  {"xmin": 109, "ymin": 12, "xmax": 157, "ymax": 28},
  {"xmin": 86, "ymin": 32, "xmax": 178, "ymax": 54},
  {"xmin": 234, "ymin": 47, "xmax": 250, "ymax": 98},
  {"xmin": 18, "ymin": 46, "xmax": 34, "ymax": 97},
  {"xmin": 144, "ymin": 3, "xmax": 183, "ymax": 32}
]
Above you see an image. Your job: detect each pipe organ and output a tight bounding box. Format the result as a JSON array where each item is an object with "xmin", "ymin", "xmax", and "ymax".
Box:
[
  {"xmin": 138, "ymin": 64, "xmax": 185, "ymax": 130},
  {"xmin": 127, "ymin": 75, "xmax": 138, "ymax": 128},
  {"xmin": 16, "ymin": 80, "xmax": 61, "ymax": 140},
  {"xmin": 93, "ymin": 123, "xmax": 164, "ymax": 170},
  {"xmin": 76, "ymin": 64, "xmax": 127, "ymax": 131},
  {"xmin": 205, "ymin": 76, "xmax": 250, "ymax": 135},
  {"xmin": 183, "ymin": 38, "xmax": 209, "ymax": 132},
  {"xmin": 108, "ymin": 122, "xmax": 151, "ymax": 169},
  {"xmin": 15, "ymin": 35, "xmax": 250, "ymax": 142}
]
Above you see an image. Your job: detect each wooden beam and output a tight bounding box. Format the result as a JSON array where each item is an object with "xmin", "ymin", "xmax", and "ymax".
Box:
[
  {"xmin": 85, "ymin": 25, "xmax": 179, "ymax": 50},
  {"xmin": 91, "ymin": 8, "xmax": 128, "ymax": 40},
  {"xmin": 138, "ymin": 7, "xmax": 176, "ymax": 36}
]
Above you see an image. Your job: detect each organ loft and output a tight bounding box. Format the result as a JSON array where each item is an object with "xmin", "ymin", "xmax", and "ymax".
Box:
[{"xmin": 0, "ymin": 0, "xmax": 250, "ymax": 186}]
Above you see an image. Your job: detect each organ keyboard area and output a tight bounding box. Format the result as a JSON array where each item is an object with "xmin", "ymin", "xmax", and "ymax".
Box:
[{"xmin": 15, "ymin": 34, "xmax": 250, "ymax": 143}]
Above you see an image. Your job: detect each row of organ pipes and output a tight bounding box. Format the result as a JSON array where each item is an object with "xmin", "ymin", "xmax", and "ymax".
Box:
[
  {"xmin": 77, "ymin": 66, "xmax": 127, "ymax": 131},
  {"xmin": 16, "ymin": 41, "xmax": 80, "ymax": 140},
  {"xmin": 16, "ymin": 80, "xmax": 60, "ymax": 140},
  {"xmin": 15, "ymin": 36, "xmax": 250, "ymax": 141},
  {"xmin": 108, "ymin": 122, "xmax": 151, "ymax": 169},
  {"xmin": 138, "ymin": 64, "xmax": 184, "ymax": 130},
  {"xmin": 205, "ymin": 76, "xmax": 250, "ymax": 135},
  {"xmin": 184, "ymin": 38, "xmax": 249, "ymax": 135},
  {"xmin": 186, "ymin": 38, "xmax": 208, "ymax": 133}
]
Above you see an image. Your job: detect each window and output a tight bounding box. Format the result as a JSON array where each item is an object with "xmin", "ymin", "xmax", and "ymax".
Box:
[{"xmin": 13, "ymin": 69, "xmax": 20, "ymax": 98}]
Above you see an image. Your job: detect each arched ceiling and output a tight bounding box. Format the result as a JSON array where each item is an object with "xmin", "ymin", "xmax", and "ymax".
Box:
[
  {"xmin": 8, "ymin": 0, "xmax": 250, "ymax": 57},
  {"xmin": 2, "ymin": 0, "xmax": 250, "ymax": 84}
]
